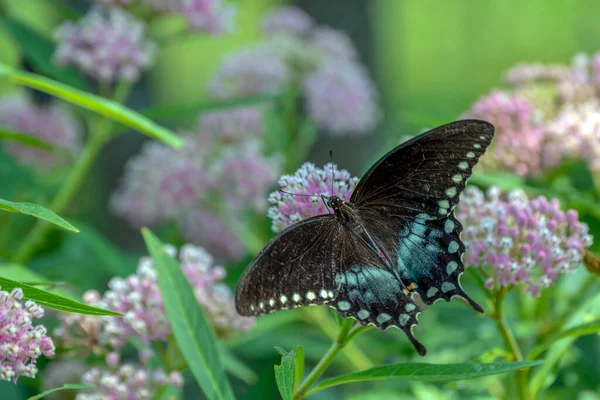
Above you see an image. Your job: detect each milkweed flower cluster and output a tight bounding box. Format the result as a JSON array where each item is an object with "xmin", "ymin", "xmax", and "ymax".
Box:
[
  {"xmin": 463, "ymin": 51, "xmax": 600, "ymax": 177},
  {"xmin": 208, "ymin": 5, "xmax": 381, "ymax": 136},
  {"xmin": 76, "ymin": 364, "xmax": 184, "ymax": 400},
  {"xmin": 457, "ymin": 186, "xmax": 593, "ymax": 297},
  {"xmin": 0, "ymin": 94, "xmax": 81, "ymax": 170},
  {"xmin": 0, "ymin": 287, "xmax": 55, "ymax": 383},
  {"xmin": 54, "ymin": 244, "xmax": 251, "ymax": 398},
  {"xmin": 111, "ymin": 106, "xmax": 281, "ymax": 261},
  {"xmin": 268, "ymin": 162, "xmax": 359, "ymax": 232},
  {"xmin": 53, "ymin": 6, "xmax": 157, "ymax": 83},
  {"xmin": 92, "ymin": 0, "xmax": 235, "ymax": 35}
]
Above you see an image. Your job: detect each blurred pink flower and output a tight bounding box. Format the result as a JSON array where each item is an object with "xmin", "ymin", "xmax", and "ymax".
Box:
[
  {"xmin": 458, "ymin": 186, "xmax": 592, "ymax": 297},
  {"xmin": 111, "ymin": 139, "xmax": 211, "ymax": 228},
  {"xmin": 303, "ymin": 62, "xmax": 380, "ymax": 136},
  {"xmin": 182, "ymin": 0, "xmax": 236, "ymax": 34},
  {"xmin": 310, "ymin": 27, "xmax": 358, "ymax": 62},
  {"xmin": 199, "ymin": 106, "xmax": 265, "ymax": 144},
  {"xmin": 463, "ymin": 89, "xmax": 544, "ymax": 177},
  {"xmin": 0, "ymin": 287, "xmax": 55, "ymax": 383},
  {"xmin": 0, "ymin": 94, "xmax": 81, "ymax": 170},
  {"xmin": 54, "ymin": 6, "xmax": 156, "ymax": 83},
  {"xmin": 262, "ymin": 6, "xmax": 314, "ymax": 37},
  {"xmin": 267, "ymin": 162, "xmax": 359, "ymax": 232},
  {"xmin": 178, "ymin": 209, "xmax": 245, "ymax": 262},
  {"xmin": 208, "ymin": 47, "xmax": 292, "ymax": 99},
  {"xmin": 76, "ymin": 364, "xmax": 183, "ymax": 400}
]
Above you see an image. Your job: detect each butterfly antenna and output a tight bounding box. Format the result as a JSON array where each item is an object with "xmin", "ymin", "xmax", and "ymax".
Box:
[
  {"xmin": 329, "ymin": 150, "xmax": 334, "ymax": 196},
  {"xmin": 279, "ymin": 189, "xmax": 317, "ymax": 197}
]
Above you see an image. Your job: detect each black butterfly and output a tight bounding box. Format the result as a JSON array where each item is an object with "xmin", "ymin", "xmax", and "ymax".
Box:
[{"xmin": 235, "ymin": 120, "xmax": 494, "ymax": 356}]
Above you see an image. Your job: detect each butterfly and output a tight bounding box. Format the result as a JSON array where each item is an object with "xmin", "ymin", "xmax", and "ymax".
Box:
[{"xmin": 235, "ymin": 120, "xmax": 494, "ymax": 355}]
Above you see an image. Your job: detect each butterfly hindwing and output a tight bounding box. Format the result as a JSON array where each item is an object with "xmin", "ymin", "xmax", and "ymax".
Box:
[
  {"xmin": 332, "ymin": 233, "xmax": 426, "ymax": 355},
  {"xmin": 235, "ymin": 215, "xmax": 343, "ymax": 316},
  {"xmin": 351, "ymin": 120, "xmax": 494, "ymax": 309}
]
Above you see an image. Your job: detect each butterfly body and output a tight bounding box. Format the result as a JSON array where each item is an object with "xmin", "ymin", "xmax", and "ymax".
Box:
[{"xmin": 235, "ymin": 120, "xmax": 495, "ymax": 355}]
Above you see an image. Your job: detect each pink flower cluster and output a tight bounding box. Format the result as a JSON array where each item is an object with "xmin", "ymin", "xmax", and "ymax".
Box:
[
  {"xmin": 464, "ymin": 51, "xmax": 600, "ymax": 176},
  {"xmin": 0, "ymin": 287, "xmax": 55, "ymax": 383},
  {"xmin": 93, "ymin": 0, "xmax": 235, "ymax": 35},
  {"xmin": 0, "ymin": 94, "xmax": 81, "ymax": 170},
  {"xmin": 112, "ymin": 104, "xmax": 279, "ymax": 260},
  {"xmin": 76, "ymin": 364, "xmax": 183, "ymax": 400},
  {"xmin": 54, "ymin": 244, "xmax": 251, "ymax": 398},
  {"xmin": 208, "ymin": 6, "xmax": 381, "ymax": 136},
  {"xmin": 53, "ymin": 6, "xmax": 157, "ymax": 83},
  {"xmin": 56, "ymin": 244, "xmax": 253, "ymax": 355},
  {"xmin": 112, "ymin": 106, "xmax": 281, "ymax": 261},
  {"xmin": 457, "ymin": 186, "xmax": 593, "ymax": 297},
  {"xmin": 268, "ymin": 162, "xmax": 359, "ymax": 232}
]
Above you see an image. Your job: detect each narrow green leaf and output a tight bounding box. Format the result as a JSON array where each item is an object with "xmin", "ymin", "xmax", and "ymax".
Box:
[
  {"xmin": 310, "ymin": 361, "xmax": 543, "ymax": 394},
  {"xmin": 293, "ymin": 346, "xmax": 305, "ymax": 393},
  {"xmin": 219, "ymin": 345, "xmax": 258, "ymax": 384},
  {"xmin": 529, "ymin": 319, "xmax": 600, "ymax": 360},
  {"xmin": 2, "ymin": 16, "xmax": 89, "ymax": 91},
  {"xmin": 0, "ymin": 64, "xmax": 181, "ymax": 148},
  {"xmin": 274, "ymin": 347, "xmax": 297, "ymax": 400},
  {"xmin": 0, "ymin": 198, "xmax": 78, "ymax": 232},
  {"xmin": 0, "ymin": 127, "xmax": 55, "ymax": 151},
  {"xmin": 141, "ymin": 228, "xmax": 234, "ymax": 400},
  {"xmin": 0, "ymin": 275, "xmax": 122, "ymax": 316},
  {"xmin": 28, "ymin": 384, "xmax": 94, "ymax": 400},
  {"xmin": 0, "ymin": 263, "xmax": 75, "ymax": 300}
]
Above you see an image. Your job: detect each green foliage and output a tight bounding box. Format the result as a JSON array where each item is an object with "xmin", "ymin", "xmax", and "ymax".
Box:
[
  {"xmin": 274, "ymin": 346, "xmax": 305, "ymax": 400},
  {"xmin": 0, "ymin": 197, "xmax": 78, "ymax": 232},
  {"xmin": 0, "ymin": 127, "xmax": 55, "ymax": 151},
  {"xmin": 142, "ymin": 228, "xmax": 235, "ymax": 400},
  {"xmin": 0, "ymin": 64, "xmax": 181, "ymax": 148},
  {"xmin": 27, "ymin": 384, "xmax": 94, "ymax": 400},
  {"xmin": 0, "ymin": 275, "xmax": 122, "ymax": 316},
  {"xmin": 1, "ymin": 16, "xmax": 89, "ymax": 91},
  {"xmin": 311, "ymin": 361, "xmax": 543, "ymax": 393}
]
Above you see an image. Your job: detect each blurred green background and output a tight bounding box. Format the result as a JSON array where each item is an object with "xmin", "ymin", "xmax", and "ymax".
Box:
[{"xmin": 1, "ymin": 0, "xmax": 600, "ymax": 399}]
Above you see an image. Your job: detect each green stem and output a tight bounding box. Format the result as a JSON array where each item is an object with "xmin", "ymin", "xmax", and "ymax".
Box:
[
  {"xmin": 493, "ymin": 289, "xmax": 528, "ymax": 400},
  {"xmin": 12, "ymin": 82, "xmax": 132, "ymax": 264},
  {"xmin": 12, "ymin": 128, "xmax": 110, "ymax": 263},
  {"xmin": 294, "ymin": 318, "xmax": 355, "ymax": 400},
  {"xmin": 305, "ymin": 308, "xmax": 374, "ymax": 371}
]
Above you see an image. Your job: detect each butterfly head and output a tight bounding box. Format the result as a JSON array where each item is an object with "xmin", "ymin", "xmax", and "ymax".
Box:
[{"xmin": 326, "ymin": 196, "xmax": 344, "ymax": 211}]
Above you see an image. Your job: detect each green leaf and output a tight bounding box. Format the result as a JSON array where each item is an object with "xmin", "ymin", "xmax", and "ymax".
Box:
[
  {"xmin": 274, "ymin": 346, "xmax": 304, "ymax": 400},
  {"xmin": 0, "ymin": 127, "xmax": 55, "ymax": 151},
  {"xmin": 0, "ymin": 263, "xmax": 75, "ymax": 300},
  {"xmin": 0, "ymin": 275, "xmax": 122, "ymax": 316},
  {"xmin": 0, "ymin": 197, "xmax": 78, "ymax": 232},
  {"xmin": 309, "ymin": 361, "xmax": 543, "ymax": 394},
  {"xmin": 529, "ymin": 319, "xmax": 600, "ymax": 360},
  {"xmin": 28, "ymin": 384, "xmax": 94, "ymax": 400},
  {"xmin": 0, "ymin": 64, "xmax": 181, "ymax": 148},
  {"xmin": 141, "ymin": 228, "xmax": 234, "ymax": 400},
  {"xmin": 2, "ymin": 16, "xmax": 89, "ymax": 91},
  {"xmin": 219, "ymin": 345, "xmax": 258, "ymax": 385}
]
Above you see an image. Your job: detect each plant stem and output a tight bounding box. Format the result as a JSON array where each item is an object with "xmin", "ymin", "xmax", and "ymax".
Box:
[
  {"xmin": 11, "ymin": 82, "xmax": 132, "ymax": 264},
  {"xmin": 294, "ymin": 318, "xmax": 355, "ymax": 400},
  {"xmin": 493, "ymin": 288, "xmax": 528, "ymax": 400}
]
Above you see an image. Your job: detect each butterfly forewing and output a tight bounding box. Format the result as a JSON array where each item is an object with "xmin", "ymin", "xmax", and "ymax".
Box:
[
  {"xmin": 235, "ymin": 215, "xmax": 343, "ymax": 316},
  {"xmin": 351, "ymin": 120, "xmax": 494, "ymax": 309}
]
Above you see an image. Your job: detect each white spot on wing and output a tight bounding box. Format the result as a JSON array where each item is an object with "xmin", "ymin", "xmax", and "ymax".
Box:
[
  {"xmin": 320, "ymin": 289, "xmax": 328, "ymax": 299},
  {"xmin": 458, "ymin": 161, "xmax": 469, "ymax": 170},
  {"xmin": 445, "ymin": 219, "xmax": 455, "ymax": 233},
  {"xmin": 442, "ymin": 282, "xmax": 457, "ymax": 292},
  {"xmin": 439, "ymin": 200, "xmax": 450, "ymax": 209},
  {"xmin": 466, "ymin": 151, "xmax": 475, "ymax": 159},
  {"xmin": 376, "ymin": 313, "xmax": 392, "ymax": 324},
  {"xmin": 280, "ymin": 295, "xmax": 288, "ymax": 304},
  {"xmin": 269, "ymin": 298, "xmax": 275, "ymax": 307},
  {"xmin": 474, "ymin": 143, "xmax": 481, "ymax": 149},
  {"xmin": 399, "ymin": 313, "xmax": 410, "ymax": 326},
  {"xmin": 337, "ymin": 300, "xmax": 351, "ymax": 310},
  {"xmin": 438, "ymin": 208, "xmax": 448, "ymax": 215},
  {"xmin": 448, "ymin": 241, "xmax": 459, "ymax": 253},
  {"xmin": 452, "ymin": 174, "xmax": 463, "ymax": 183},
  {"xmin": 293, "ymin": 293, "xmax": 301, "ymax": 303},
  {"xmin": 427, "ymin": 287, "xmax": 439, "ymax": 297},
  {"xmin": 405, "ymin": 303, "xmax": 416, "ymax": 312},
  {"xmin": 306, "ymin": 291, "xmax": 316, "ymax": 301},
  {"xmin": 357, "ymin": 309, "xmax": 370, "ymax": 319},
  {"xmin": 445, "ymin": 187, "xmax": 457, "ymax": 197},
  {"xmin": 446, "ymin": 261, "xmax": 458, "ymax": 275}
]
